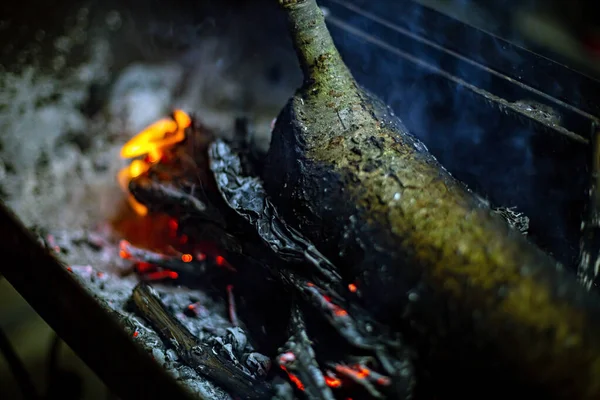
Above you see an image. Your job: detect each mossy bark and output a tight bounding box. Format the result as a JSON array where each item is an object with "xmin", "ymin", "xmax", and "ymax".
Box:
[{"xmin": 265, "ymin": 0, "xmax": 600, "ymax": 398}]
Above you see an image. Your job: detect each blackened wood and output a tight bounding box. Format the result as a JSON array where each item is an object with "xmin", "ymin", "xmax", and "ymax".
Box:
[{"xmin": 131, "ymin": 283, "xmax": 273, "ymax": 400}]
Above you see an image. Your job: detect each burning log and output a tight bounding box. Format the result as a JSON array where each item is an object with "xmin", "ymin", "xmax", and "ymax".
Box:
[
  {"xmin": 131, "ymin": 282, "xmax": 273, "ymax": 400},
  {"xmin": 260, "ymin": 0, "xmax": 600, "ymax": 398}
]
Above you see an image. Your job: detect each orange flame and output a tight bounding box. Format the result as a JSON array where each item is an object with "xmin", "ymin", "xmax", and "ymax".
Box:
[{"xmin": 117, "ymin": 110, "xmax": 191, "ymax": 216}]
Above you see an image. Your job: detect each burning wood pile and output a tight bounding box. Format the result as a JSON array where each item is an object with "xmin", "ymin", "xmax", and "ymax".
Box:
[
  {"xmin": 100, "ymin": 1, "xmax": 600, "ymax": 399},
  {"xmin": 113, "ymin": 103, "xmax": 414, "ymax": 398}
]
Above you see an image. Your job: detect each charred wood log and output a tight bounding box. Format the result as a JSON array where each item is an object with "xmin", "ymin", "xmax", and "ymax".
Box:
[
  {"xmin": 262, "ymin": 0, "xmax": 600, "ymax": 398},
  {"xmin": 131, "ymin": 283, "xmax": 273, "ymax": 400}
]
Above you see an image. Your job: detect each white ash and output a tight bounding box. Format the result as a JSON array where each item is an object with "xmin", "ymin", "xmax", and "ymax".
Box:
[{"xmin": 44, "ymin": 226, "xmax": 276, "ymax": 400}]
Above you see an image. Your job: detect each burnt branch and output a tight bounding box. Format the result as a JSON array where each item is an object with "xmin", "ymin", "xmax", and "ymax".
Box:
[
  {"xmin": 131, "ymin": 283, "xmax": 272, "ymax": 400},
  {"xmin": 277, "ymin": 303, "xmax": 336, "ymax": 400},
  {"xmin": 209, "ymin": 139, "xmax": 342, "ymax": 288},
  {"xmin": 120, "ymin": 240, "xmax": 208, "ymax": 278},
  {"xmin": 129, "ymin": 175, "xmax": 225, "ymax": 227}
]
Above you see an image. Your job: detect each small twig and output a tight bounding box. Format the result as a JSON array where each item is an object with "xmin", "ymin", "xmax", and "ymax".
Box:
[
  {"xmin": 332, "ymin": 363, "xmax": 384, "ymax": 399},
  {"xmin": 120, "ymin": 240, "xmax": 207, "ymax": 278},
  {"xmin": 131, "ymin": 283, "xmax": 272, "ymax": 400},
  {"xmin": 0, "ymin": 325, "xmax": 40, "ymax": 400}
]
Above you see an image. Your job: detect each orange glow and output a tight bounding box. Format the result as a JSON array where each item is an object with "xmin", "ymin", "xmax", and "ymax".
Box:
[
  {"xmin": 335, "ymin": 364, "xmax": 371, "ymax": 381},
  {"xmin": 325, "ymin": 375, "xmax": 342, "ymax": 388},
  {"xmin": 288, "ymin": 374, "xmax": 305, "ymax": 391},
  {"xmin": 136, "ymin": 262, "xmax": 153, "ymax": 273},
  {"xmin": 146, "ymin": 270, "xmax": 179, "ymax": 280},
  {"xmin": 181, "ymin": 254, "xmax": 193, "ymax": 263},
  {"xmin": 280, "ymin": 366, "xmax": 305, "ymax": 391},
  {"xmin": 355, "ymin": 365, "xmax": 370, "ymax": 379},
  {"xmin": 348, "ymin": 283, "xmax": 357, "ymax": 293},
  {"xmin": 119, "ymin": 247, "xmax": 131, "ymax": 259},
  {"xmin": 117, "ymin": 110, "xmax": 190, "ymax": 216},
  {"xmin": 334, "ymin": 308, "xmax": 348, "ymax": 317}
]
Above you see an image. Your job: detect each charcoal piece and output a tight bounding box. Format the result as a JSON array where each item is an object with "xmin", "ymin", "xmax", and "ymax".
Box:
[
  {"xmin": 244, "ymin": 352, "xmax": 271, "ymax": 379},
  {"xmin": 277, "ymin": 303, "xmax": 336, "ymax": 400},
  {"xmin": 209, "ymin": 336, "xmax": 253, "ymax": 378},
  {"xmin": 225, "ymin": 326, "xmax": 249, "ymax": 354},
  {"xmin": 129, "ymin": 175, "xmax": 225, "ymax": 227},
  {"xmin": 209, "ymin": 138, "xmax": 341, "ymax": 287},
  {"xmin": 282, "ymin": 271, "xmax": 415, "ymax": 399},
  {"xmin": 131, "ymin": 283, "xmax": 272, "ymax": 400}
]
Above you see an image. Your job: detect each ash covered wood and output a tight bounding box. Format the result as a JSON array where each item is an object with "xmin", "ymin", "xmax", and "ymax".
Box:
[{"xmin": 131, "ymin": 283, "xmax": 272, "ymax": 399}]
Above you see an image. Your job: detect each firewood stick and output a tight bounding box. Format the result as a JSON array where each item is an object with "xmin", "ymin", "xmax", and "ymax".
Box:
[
  {"xmin": 578, "ymin": 127, "xmax": 600, "ymax": 289},
  {"xmin": 263, "ymin": 0, "xmax": 600, "ymax": 397},
  {"xmin": 131, "ymin": 283, "xmax": 272, "ymax": 400}
]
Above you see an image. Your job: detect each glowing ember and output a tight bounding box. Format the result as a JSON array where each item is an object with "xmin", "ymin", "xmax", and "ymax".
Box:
[
  {"xmin": 335, "ymin": 364, "xmax": 370, "ymax": 380},
  {"xmin": 145, "ymin": 270, "xmax": 179, "ymax": 281},
  {"xmin": 117, "ymin": 109, "xmax": 191, "ymax": 216},
  {"xmin": 334, "ymin": 307, "xmax": 348, "ymax": 317},
  {"xmin": 280, "ymin": 365, "xmax": 305, "ymax": 391},
  {"xmin": 325, "ymin": 374, "xmax": 342, "ymax": 388},
  {"xmin": 348, "ymin": 283, "xmax": 357, "ymax": 293}
]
